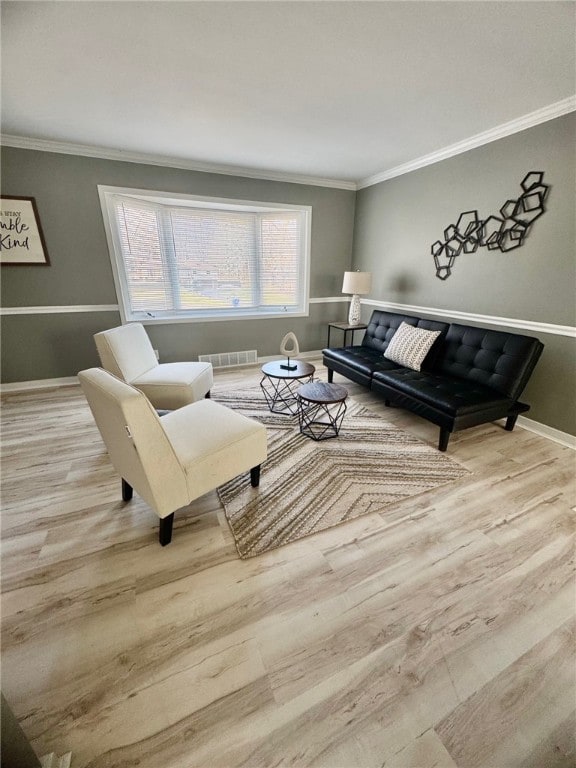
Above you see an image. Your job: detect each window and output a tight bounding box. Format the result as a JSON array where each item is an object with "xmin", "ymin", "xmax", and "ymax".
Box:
[{"xmin": 98, "ymin": 186, "xmax": 311, "ymax": 323}]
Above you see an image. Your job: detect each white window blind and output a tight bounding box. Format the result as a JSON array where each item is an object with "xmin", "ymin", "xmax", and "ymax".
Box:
[{"xmin": 98, "ymin": 186, "xmax": 311, "ymax": 323}]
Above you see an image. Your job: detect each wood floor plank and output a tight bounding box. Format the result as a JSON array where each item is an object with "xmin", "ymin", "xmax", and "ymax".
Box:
[
  {"xmin": 436, "ymin": 620, "xmax": 576, "ymax": 768},
  {"xmin": 1, "ymin": 361, "xmax": 574, "ymax": 767},
  {"xmin": 380, "ymin": 728, "xmax": 459, "ymax": 768}
]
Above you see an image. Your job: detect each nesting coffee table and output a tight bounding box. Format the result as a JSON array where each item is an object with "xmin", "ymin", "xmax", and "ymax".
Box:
[
  {"xmin": 260, "ymin": 360, "xmax": 315, "ymax": 415},
  {"xmin": 296, "ymin": 381, "xmax": 348, "ymax": 440}
]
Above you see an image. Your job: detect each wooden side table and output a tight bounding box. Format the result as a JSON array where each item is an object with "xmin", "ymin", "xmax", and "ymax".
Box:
[
  {"xmin": 326, "ymin": 322, "xmax": 368, "ymax": 348},
  {"xmin": 296, "ymin": 381, "xmax": 348, "ymax": 440}
]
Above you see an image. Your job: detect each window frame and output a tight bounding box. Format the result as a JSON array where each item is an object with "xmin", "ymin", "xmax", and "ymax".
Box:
[{"xmin": 98, "ymin": 185, "xmax": 312, "ymax": 324}]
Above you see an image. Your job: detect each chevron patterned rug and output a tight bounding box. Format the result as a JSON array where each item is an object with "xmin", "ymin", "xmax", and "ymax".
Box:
[{"xmin": 215, "ymin": 386, "xmax": 469, "ymax": 559}]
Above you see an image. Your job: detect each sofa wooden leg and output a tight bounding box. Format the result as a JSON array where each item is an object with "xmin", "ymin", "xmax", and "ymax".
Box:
[
  {"xmin": 122, "ymin": 479, "xmax": 133, "ymax": 502},
  {"xmin": 205, "ymin": 390, "xmax": 211, "ymax": 399},
  {"xmin": 505, "ymin": 413, "xmax": 518, "ymax": 431},
  {"xmin": 438, "ymin": 428, "xmax": 451, "ymax": 452},
  {"xmin": 159, "ymin": 513, "xmax": 174, "ymax": 546},
  {"xmin": 384, "ymin": 399, "xmax": 390, "ymax": 407},
  {"xmin": 250, "ymin": 465, "xmax": 261, "ymax": 487},
  {"xmin": 327, "ymin": 369, "xmax": 334, "ymax": 383}
]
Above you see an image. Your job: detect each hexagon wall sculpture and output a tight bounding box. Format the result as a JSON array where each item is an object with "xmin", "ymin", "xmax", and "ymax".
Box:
[{"xmin": 432, "ymin": 172, "xmax": 549, "ymax": 280}]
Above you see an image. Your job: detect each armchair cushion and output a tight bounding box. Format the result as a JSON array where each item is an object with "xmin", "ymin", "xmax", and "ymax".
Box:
[
  {"xmin": 162, "ymin": 400, "xmax": 267, "ymax": 501},
  {"xmin": 132, "ymin": 362, "xmax": 213, "ymax": 410}
]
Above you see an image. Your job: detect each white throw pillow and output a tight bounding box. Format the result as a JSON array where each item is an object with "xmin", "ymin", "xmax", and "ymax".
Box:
[{"xmin": 384, "ymin": 322, "xmax": 441, "ymax": 371}]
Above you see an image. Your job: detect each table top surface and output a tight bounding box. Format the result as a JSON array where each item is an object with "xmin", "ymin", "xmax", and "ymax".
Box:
[
  {"xmin": 328, "ymin": 322, "xmax": 368, "ymax": 331},
  {"xmin": 261, "ymin": 359, "xmax": 315, "ymax": 379},
  {"xmin": 297, "ymin": 381, "xmax": 348, "ymax": 404}
]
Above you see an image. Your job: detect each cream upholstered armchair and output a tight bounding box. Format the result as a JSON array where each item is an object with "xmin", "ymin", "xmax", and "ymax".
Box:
[
  {"xmin": 94, "ymin": 323, "xmax": 213, "ymax": 410},
  {"xmin": 78, "ymin": 368, "xmax": 267, "ymax": 545}
]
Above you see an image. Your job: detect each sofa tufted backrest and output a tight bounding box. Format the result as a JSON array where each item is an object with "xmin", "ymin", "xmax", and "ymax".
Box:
[
  {"xmin": 362, "ymin": 311, "xmax": 450, "ymax": 368},
  {"xmin": 439, "ymin": 324, "xmax": 544, "ymax": 400}
]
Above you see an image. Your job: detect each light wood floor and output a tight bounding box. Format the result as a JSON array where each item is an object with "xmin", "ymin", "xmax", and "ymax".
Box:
[{"xmin": 1, "ymin": 360, "xmax": 575, "ymax": 768}]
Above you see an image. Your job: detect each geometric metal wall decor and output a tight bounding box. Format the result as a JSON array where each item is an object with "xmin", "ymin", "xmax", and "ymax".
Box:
[{"xmin": 432, "ymin": 172, "xmax": 550, "ymax": 280}]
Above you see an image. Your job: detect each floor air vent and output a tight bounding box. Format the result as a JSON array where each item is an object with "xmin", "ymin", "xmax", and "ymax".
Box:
[{"xmin": 198, "ymin": 350, "xmax": 258, "ymax": 368}]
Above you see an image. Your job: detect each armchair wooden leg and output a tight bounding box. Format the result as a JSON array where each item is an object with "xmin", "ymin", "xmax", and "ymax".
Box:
[
  {"xmin": 327, "ymin": 369, "xmax": 334, "ymax": 383},
  {"xmin": 122, "ymin": 479, "xmax": 133, "ymax": 502},
  {"xmin": 438, "ymin": 428, "xmax": 451, "ymax": 452},
  {"xmin": 205, "ymin": 391, "xmax": 211, "ymax": 399},
  {"xmin": 505, "ymin": 413, "xmax": 518, "ymax": 431},
  {"xmin": 250, "ymin": 465, "xmax": 261, "ymax": 487},
  {"xmin": 159, "ymin": 513, "xmax": 174, "ymax": 546}
]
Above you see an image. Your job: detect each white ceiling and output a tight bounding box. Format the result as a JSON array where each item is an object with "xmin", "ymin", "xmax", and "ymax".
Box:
[{"xmin": 1, "ymin": 1, "xmax": 575, "ymax": 186}]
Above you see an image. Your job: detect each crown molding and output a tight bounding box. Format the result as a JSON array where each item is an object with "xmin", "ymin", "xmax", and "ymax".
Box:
[
  {"xmin": 0, "ymin": 134, "xmax": 357, "ymax": 191},
  {"xmin": 3, "ymin": 95, "xmax": 574, "ymax": 191},
  {"xmin": 357, "ymin": 96, "xmax": 576, "ymax": 189}
]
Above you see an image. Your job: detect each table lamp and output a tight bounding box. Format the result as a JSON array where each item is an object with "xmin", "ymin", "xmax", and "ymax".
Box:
[{"xmin": 342, "ymin": 271, "xmax": 371, "ymax": 325}]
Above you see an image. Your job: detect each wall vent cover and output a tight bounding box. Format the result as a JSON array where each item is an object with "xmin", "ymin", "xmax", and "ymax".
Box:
[{"xmin": 198, "ymin": 350, "xmax": 258, "ymax": 368}]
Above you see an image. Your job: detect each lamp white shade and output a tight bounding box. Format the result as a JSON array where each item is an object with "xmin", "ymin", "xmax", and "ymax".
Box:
[
  {"xmin": 342, "ymin": 271, "xmax": 371, "ymax": 325},
  {"xmin": 342, "ymin": 271, "xmax": 372, "ymax": 295}
]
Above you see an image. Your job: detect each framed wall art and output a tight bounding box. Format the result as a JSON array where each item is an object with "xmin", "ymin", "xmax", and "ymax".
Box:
[{"xmin": 0, "ymin": 195, "xmax": 50, "ymax": 265}]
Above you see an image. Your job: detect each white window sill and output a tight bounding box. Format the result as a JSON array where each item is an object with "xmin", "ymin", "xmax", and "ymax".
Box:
[{"xmin": 133, "ymin": 309, "xmax": 310, "ymax": 325}]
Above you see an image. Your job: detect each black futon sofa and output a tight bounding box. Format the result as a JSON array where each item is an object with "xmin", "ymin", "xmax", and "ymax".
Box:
[{"xmin": 323, "ymin": 310, "xmax": 543, "ymax": 451}]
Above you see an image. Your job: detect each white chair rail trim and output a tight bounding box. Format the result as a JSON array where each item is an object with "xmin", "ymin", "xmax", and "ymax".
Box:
[
  {"xmin": 2, "ymin": 299, "xmax": 572, "ymax": 339},
  {"xmin": 361, "ymin": 299, "xmax": 576, "ymax": 339},
  {"xmin": 0, "ymin": 305, "xmax": 120, "ymax": 315}
]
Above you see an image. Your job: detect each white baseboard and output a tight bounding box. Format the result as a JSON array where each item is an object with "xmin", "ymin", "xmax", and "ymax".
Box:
[
  {"xmin": 40, "ymin": 753, "xmax": 72, "ymax": 768},
  {"xmin": 0, "ymin": 376, "xmax": 78, "ymax": 393},
  {"xmin": 258, "ymin": 350, "xmax": 322, "ymax": 364},
  {"xmin": 0, "ymin": 355, "xmax": 324, "ymax": 391},
  {"xmin": 2, "ymin": 369, "xmax": 574, "ymax": 450},
  {"xmin": 516, "ymin": 416, "xmax": 576, "ymax": 450}
]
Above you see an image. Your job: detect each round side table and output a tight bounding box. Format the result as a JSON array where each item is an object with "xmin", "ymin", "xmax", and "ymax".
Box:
[
  {"xmin": 296, "ymin": 381, "xmax": 348, "ymax": 440},
  {"xmin": 260, "ymin": 360, "xmax": 315, "ymax": 415}
]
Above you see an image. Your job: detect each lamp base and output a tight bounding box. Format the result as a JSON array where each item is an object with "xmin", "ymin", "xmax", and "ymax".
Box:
[{"xmin": 348, "ymin": 294, "xmax": 361, "ymax": 325}]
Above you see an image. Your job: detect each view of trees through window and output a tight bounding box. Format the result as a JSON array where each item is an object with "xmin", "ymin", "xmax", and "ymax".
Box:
[{"xmin": 111, "ymin": 195, "xmax": 305, "ymax": 318}]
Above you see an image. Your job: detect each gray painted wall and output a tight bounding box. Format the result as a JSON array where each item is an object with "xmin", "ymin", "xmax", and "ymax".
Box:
[
  {"xmin": 353, "ymin": 113, "xmax": 575, "ymax": 435},
  {"xmin": 2, "ymin": 114, "xmax": 575, "ymax": 437},
  {"xmin": 1, "ymin": 149, "xmax": 356, "ymax": 379}
]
